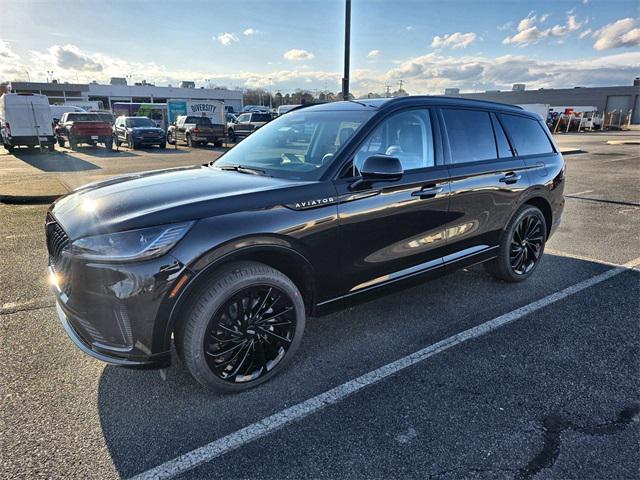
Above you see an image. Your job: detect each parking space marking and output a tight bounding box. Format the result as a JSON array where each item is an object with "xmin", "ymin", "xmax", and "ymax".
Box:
[
  {"xmin": 544, "ymin": 248, "xmax": 628, "ymax": 268},
  {"xmin": 1, "ymin": 296, "xmax": 54, "ymax": 315},
  {"xmin": 565, "ymin": 190, "xmax": 593, "ymax": 196},
  {"xmin": 127, "ymin": 256, "xmax": 640, "ymax": 480}
]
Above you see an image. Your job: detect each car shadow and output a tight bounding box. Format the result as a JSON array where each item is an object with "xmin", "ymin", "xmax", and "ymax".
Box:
[
  {"xmin": 57, "ymin": 146, "xmax": 138, "ymax": 158},
  {"xmin": 13, "ymin": 150, "xmax": 101, "ymax": 172},
  {"xmin": 95, "ymin": 253, "xmax": 618, "ymax": 478}
]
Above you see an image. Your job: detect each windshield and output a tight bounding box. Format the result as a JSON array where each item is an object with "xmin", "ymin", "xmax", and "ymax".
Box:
[
  {"xmin": 214, "ymin": 110, "xmax": 374, "ymax": 180},
  {"xmin": 126, "ymin": 117, "xmax": 156, "ymax": 127}
]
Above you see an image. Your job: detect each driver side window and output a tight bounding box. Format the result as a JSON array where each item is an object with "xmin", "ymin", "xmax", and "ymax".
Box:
[{"xmin": 351, "ymin": 109, "xmax": 435, "ymax": 176}]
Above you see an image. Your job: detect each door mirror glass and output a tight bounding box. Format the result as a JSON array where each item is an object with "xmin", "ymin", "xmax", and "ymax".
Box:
[{"xmin": 360, "ymin": 155, "xmax": 403, "ymax": 181}]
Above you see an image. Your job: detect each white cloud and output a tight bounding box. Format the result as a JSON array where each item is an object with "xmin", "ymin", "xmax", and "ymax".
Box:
[
  {"xmin": 0, "ymin": 39, "xmax": 20, "ymax": 61},
  {"xmin": 367, "ymin": 49, "xmax": 381, "ymax": 58},
  {"xmin": 497, "ymin": 21, "xmax": 513, "ymax": 31},
  {"xmin": 283, "ymin": 48, "xmax": 314, "ymax": 61},
  {"xmin": 431, "ymin": 32, "xmax": 477, "ymax": 49},
  {"xmin": 539, "ymin": 14, "xmax": 550, "ymax": 23},
  {"xmin": 216, "ymin": 32, "xmax": 239, "ymax": 46},
  {"xmin": 579, "ymin": 28, "xmax": 593, "ymax": 39},
  {"xmin": 503, "ymin": 13, "xmax": 583, "ymax": 46},
  {"xmin": 405, "ymin": 26, "xmax": 414, "ymax": 31},
  {"xmin": 243, "ymin": 28, "xmax": 258, "ymax": 36},
  {"xmin": 593, "ymin": 18, "xmax": 640, "ymax": 50}
]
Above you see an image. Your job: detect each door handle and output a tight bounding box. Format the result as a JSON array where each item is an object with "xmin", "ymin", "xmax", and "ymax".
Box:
[
  {"xmin": 411, "ymin": 186, "xmax": 444, "ymax": 198},
  {"xmin": 499, "ymin": 173, "xmax": 522, "ymax": 184}
]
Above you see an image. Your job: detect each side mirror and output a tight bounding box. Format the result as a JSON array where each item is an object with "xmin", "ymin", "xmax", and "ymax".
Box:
[{"xmin": 351, "ymin": 155, "xmax": 403, "ymax": 190}]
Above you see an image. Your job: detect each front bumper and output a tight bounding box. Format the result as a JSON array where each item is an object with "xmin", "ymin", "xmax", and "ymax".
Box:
[
  {"xmin": 55, "ymin": 301, "xmax": 170, "ymax": 368},
  {"xmin": 48, "ymin": 250, "xmax": 186, "ymax": 368}
]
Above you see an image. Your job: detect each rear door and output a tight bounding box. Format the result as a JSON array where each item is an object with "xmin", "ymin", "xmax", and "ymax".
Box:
[
  {"xmin": 235, "ymin": 113, "xmax": 251, "ymax": 137},
  {"xmin": 440, "ymin": 107, "xmax": 530, "ymax": 260}
]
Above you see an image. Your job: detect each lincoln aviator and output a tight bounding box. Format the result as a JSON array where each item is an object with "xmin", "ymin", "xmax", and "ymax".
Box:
[{"xmin": 46, "ymin": 96, "xmax": 565, "ymax": 391}]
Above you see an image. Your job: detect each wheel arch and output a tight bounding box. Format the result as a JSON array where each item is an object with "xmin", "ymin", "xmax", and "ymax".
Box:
[
  {"xmin": 163, "ymin": 241, "xmax": 317, "ymax": 351},
  {"xmin": 522, "ymin": 195, "xmax": 553, "ymax": 239}
]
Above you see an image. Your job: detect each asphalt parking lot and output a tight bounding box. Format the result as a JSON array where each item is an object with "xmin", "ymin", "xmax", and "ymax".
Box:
[{"xmin": 1, "ymin": 133, "xmax": 639, "ymax": 479}]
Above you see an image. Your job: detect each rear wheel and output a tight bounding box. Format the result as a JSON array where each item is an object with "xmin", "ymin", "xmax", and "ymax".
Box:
[
  {"xmin": 176, "ymin": 261, "xmax": 306, "ymax": 392},
  {"xmin": 186, "ymin": 134, "xmax": 193, "ymax": 148},
  {"xmin": 57, "ymin": 136, "xmax": 65, "ymax": 148},
  {"xmin": 485, "ymin": 205, "xmax": 547, "ymax": 282},
  {"xmin": 214, "ymin": 140, "xmax": 223, "ymax": 147},
  {"xmin": 104, "ymin": 137, "xmax": 113, "ymax": 151},
  {"xmin": 69, "ymin": 135, "xmax": 78, "ymax": 150},
  {"xmin": 228, "ymin": 129, "xmax": 236, "ymax": 143}
]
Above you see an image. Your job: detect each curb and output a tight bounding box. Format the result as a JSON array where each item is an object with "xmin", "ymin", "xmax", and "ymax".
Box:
[
  {"xmin": 0, "ymin": 194, "xmax": 61, "ymax": 205},
  {"xmin": 606, "ymin": 140, "xmax": 640, "ymax": 145}
]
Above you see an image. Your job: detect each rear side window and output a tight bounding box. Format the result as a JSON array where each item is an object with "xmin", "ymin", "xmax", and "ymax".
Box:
[
  {"xmin": 491, "ymin": 114, "xmax": 514, "ymax": 158},
  {"xmin": 442, "ymin": 109, "xmax": 496, "ymax": 164},
  {"xmin": 499, "ymin": 114, "xmax": 554, "ymax": 156}
]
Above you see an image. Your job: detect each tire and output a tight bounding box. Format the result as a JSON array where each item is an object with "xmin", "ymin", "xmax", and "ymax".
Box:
[
  {"xmin": 159, "ymin": 142, "xmax": 166, "ymax": 149},
  {"xmin": 127, "ymin": 136, "xmax": 136, "ymax": 150},
  {"xmin": 484, "ymin": 205, "xmax": 547, "ymax": 282},
  {"xmin": 114, "ymin": 135, "xmax": 121, "ymax": 147},
  {"xmin": 167, "ymin": 132, "xmax": 175, "ymax": 145},
  {"xmin": 186, "ymin": 134, "xmax": 193, "ymax": 148},
  {"xmin": 47, "ymin": 141, "xmax": 56, "ymax": 152},
  {"xmin": 214, "ymin": 140, "xmax": 223, "ymax": 148},
  {"xmin": 228, "ymin": 129, "xmax": 236, "ymax": 143},
  {"xmin": 57, "ymin": 136, "xmax": 65, "ymax": 148},
  {"xmin": 104, "ymin": 138, "xmax": 113, "ymax": 151},
  {"xmin": 69, "ymin": 136, "xmax": 78, "ymax": 150},
  {"xmin": 4, "ymin": 143, "xmax": 14, "ymax": 153},
  {"xmin": 176, "ymin": 261, "xmax": 306, "ymax": 392}
]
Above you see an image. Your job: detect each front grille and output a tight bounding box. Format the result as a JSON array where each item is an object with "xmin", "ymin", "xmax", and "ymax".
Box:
[{"xmin": 46, "ymin": 213, "xmax": 72, "ymax": 296}]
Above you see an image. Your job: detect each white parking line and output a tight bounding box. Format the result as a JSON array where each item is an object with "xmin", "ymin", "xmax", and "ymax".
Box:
[
  {"xmin": 1, "ymin": 296, "xmax": 54, "ymax": 315},
  {"xmin": 128, "ymin": 255, "xmax": 640, "ymax": 480},
  {"xmin": 565, "ymin": 189, "xmax": 593, "ymax": 196}
]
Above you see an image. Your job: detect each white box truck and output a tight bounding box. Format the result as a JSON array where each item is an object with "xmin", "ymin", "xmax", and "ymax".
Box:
[
  {"xmin": 167, "ymin": 99, "xmax": 225, "ymax": 127},
  {"xmin": 0, "ymin": 93, "xmax": 56, "ymax": 152}
]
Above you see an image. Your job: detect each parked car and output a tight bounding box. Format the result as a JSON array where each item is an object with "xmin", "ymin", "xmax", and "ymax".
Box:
[
  {"xmin": 167, "ymin": 115, "xmax": 225, "ymax": 147},
  {"xmin": 227, "ymin": 111, "xmax": 272, "ymax": 142},
  {"xmin": 0, "ymin": 93, "xmax": 56, "ymax": 152},
  {"xmin": 56, "ymin": 112, "xmax": 113, "ymax": 150},
  {"xmin": 50, "ymin": 105, "xmax": 86, "ymax": 126},
  {"xmin": 113, "ymin": 116, "xmax": 166, "ymax": 149},
  {"xmin": 276, "ymin": 104, "xmax": 301, "ymax": 116},
  {"xmin": 46, "ymin": 96, "xmax": 565, "ymax": 392}
]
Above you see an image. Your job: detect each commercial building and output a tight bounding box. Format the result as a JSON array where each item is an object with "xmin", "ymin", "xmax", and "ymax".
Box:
[
  {"xmin": 444, "ymin": 79, "xmax": 640, "ymax": 124},
  {"xmin": 8, "ymin": 78, "xmax": 244, "ymax": 113}
]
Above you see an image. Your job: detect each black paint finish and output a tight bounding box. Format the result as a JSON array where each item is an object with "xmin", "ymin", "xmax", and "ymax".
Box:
[{"xmin": 46, "ymin": 96, "xmax": 565, "ymax": 367}]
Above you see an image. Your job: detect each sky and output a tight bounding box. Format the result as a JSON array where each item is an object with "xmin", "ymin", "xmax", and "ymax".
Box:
[{"xmin": 0, "ymin": 0, "xmax": 639, "ymax": 96}]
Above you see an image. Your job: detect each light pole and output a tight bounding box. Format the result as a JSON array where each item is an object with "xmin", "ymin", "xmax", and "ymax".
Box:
[
  {"xmin": 341, "ymin": 0, "xmax": 351, "ymax": 100},
  {"xmin": 269, "ymin": 78, "xmax": 273, "ymax": 109}
]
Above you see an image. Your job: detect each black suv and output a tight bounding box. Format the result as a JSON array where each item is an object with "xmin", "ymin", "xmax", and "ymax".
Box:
[{"xmin": 46, "ymin": 97, "xmax": 565, "ymax": 392}]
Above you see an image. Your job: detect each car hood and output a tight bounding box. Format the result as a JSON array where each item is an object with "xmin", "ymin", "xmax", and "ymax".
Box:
[{"xmin": 50, "ymin": 165, "xmax": 304, "ymax": 239}]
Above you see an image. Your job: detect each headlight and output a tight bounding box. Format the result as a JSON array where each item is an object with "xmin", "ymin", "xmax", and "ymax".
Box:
[{"xmin": 70, "ymin": 222, "xmax": 194, "ymax": 262}]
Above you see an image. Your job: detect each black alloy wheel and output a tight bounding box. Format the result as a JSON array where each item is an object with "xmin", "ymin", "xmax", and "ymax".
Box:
[
  {"xmin": 177, "ymin": 261, "xmax": 305, "ymax": 392},
  {"xmin": 510, "ymin": 214, "xmax": 545, "ymax": 275},
  {"xmin": 205, "ymin": 285, "xmax": 296, "ymax": 384},
  {"xmin": 484, "ymin": 205, "xmax": 547, "ymax": 282}
]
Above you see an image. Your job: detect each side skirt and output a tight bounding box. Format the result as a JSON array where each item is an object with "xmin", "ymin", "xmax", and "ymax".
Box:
[{"xmin": 313, "ymin": 245, "xmax": 498, "ymax": 316}]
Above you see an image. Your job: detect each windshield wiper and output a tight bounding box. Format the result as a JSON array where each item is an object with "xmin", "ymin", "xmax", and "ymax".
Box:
[{"xmin": 217, "ymin": 164, "xmax": 268, "ymax": 176}]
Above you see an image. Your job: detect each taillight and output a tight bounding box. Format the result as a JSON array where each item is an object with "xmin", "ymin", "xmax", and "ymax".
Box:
[{"xmin": 193, "ymin": 127, "xmax": 200, "ymax": 134}]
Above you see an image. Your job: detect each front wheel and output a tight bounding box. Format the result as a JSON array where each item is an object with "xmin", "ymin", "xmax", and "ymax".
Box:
[
  {"xmin": 485, "ymin": 205, "xmax": 547, "ymax": 282},
  {"xmin": 176, "ymin": 261, "xmax": 306, "ymax": 392}
]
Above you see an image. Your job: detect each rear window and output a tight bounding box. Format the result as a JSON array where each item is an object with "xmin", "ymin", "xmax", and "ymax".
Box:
[
  {"xmin": 251, "ymin": 113, "xmax": 272, "ymax": 122},
  {"xmin": 66, "ymin": 113, "xmax": 100, "ymax": 122},
  {"xmin": 499, "ymin": 114, "xmax": 554, "ymax": 156},
  {"xmin": 186, "ymin": 116, "xmax": 212, "ymax": 126},
  {"xmin": 442, "ymin": 109, "xmax": 497, "ymax": 164}
]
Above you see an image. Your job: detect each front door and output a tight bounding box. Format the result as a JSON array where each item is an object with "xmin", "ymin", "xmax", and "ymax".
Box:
[{"xmin": 334, "ymin": 108, "xmax": 453, "ymax": 297}]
